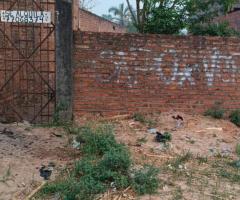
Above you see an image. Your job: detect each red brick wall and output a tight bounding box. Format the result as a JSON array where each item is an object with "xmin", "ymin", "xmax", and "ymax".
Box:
[
  {"xmin": 214, "ymin": 10, "xmax": 240, "ymax": 31},
  {"xmin": 77, "ymin": 9, "xmax": 127, "ymax": 33},
  {"xmin": 73, "ymin": 31, "xmax": 240, "ymax": 117}
]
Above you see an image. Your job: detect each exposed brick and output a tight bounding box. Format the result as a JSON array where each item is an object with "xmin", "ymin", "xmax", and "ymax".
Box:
[{"xmin": 73, "ymin": 31, "xmax": 240, "ymax": 117}]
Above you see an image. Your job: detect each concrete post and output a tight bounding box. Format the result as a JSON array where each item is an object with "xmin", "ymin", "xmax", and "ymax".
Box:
[{"xmin": 55, "ymin": 0, "xmax": 73, "ymax": 121}]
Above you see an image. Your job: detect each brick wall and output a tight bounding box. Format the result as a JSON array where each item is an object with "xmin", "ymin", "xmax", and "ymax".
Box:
[
  {"xmin": 73, "ymin": 31, "xmax": 240, "ymax": 117},
  {"xmin": 214, "ymin": 10, "xmax": 240, "ymax": 31},
  {"xmin": 73, "ymin": 7, "xmax": 127, "ymax": 33}
]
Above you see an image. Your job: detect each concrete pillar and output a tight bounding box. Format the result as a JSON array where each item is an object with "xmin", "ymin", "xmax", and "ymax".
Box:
[
  {"xmin": 55, "ymin": 0, "xmax": 73, "ymax": 121},
  {"xmin": 72, "ymin": 0, "xmax": 80, "ymax": 31}
]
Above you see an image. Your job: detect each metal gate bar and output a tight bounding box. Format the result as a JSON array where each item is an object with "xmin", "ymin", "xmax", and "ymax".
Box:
[{"xmin": 0, "ymin": 0, "xmax": 56, "ymax": 123}]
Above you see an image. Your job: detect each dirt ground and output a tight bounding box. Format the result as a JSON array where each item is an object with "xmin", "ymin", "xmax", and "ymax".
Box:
[
  {"xmin": 113, "ymin": 112, "xmax": 240, "ymax": 200},
  {"xmin": 0, "ymin": 122, "xmax": 78, "ymax": 200},
  {"xmin": 1, "ymin": 111, "xmax": 240, "ymax": 200},
  {"xmin": 84, "ymin": 111, "xmax": 240, "ymax": 200}
]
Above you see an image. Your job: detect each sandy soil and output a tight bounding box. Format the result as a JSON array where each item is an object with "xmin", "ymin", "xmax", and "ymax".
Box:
[
  {"xmin": 114, "ymin": 112, "xmax": 240, "ymax": 161},
  {"xmin": 0, "ymin": 122, "xmax": 78, "ymax": 200},
  {"xmin": 89, "ymin": 111, "xmax": 240, "ymax": 200},
  {"xmin": 112, "ymin": 111, "xmax": 240, "ymax": 200},
  {"xmin": 1, "ymin": 111, "xmax": 240, "ymax": 200}
]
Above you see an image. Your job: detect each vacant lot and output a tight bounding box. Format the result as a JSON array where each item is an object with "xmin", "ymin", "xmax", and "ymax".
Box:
[{"xmin": 1, "ymin": 111, "xmax": 240, "ymax": 200}]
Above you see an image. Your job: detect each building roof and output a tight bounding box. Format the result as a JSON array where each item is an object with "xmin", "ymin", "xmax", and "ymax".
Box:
[{"xmin": 79, "ymin": 8, "xmax": 124, "ymax": 29}]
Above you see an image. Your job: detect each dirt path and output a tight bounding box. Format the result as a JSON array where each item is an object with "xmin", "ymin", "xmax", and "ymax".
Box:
[{"xmin": 0, "ymin": 122, "xmax": 77, "ymax": 200}]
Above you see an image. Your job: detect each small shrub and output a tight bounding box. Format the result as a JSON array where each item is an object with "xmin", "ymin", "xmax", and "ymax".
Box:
[
  {"xmin": 169, "ymin": 151, "xmax": 192, "ymax": 169},
  {"xmin": 99, "ymin": 148, "xmax": 131, "ymax": 173},
  {"xmin": 196, "ymin": 155, "xmax": 208, "ymax": 164},
  {"xmin": 190, "ymin": 22, "xmax": 240, "ymax": 37},
  {"xmin": 41, "ymin": 123, "xmax": 161, "ymax": 199},
  {"xmin": 78, "ymin": 124, "xmax": 119, "ymax": 156},
  {"xmin": 163, "ymin": 132, "xmax": 172, "ymax": 142},
  {"xmin": 230, "ymin": 110, "xmax": 240, "ymax": 127},
  {"xmin": 204, "ymin": 107, "xmax": 225, "ymax": 119},
  {"xmin": 133, "ymin": 113, "xmax": 157, "ymax": 128},
  {"xmin": 131, "ymin": 166, "xmax": 160, "ymax": 195},
  {"xmin": 133, "ymin": 113, "xmax": 146, "ymax": 123}
]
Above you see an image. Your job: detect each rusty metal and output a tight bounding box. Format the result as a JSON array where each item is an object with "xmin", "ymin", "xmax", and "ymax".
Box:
[{"xmin": 0, "ymin": 0, "xmax": 56, "ymax": 123}]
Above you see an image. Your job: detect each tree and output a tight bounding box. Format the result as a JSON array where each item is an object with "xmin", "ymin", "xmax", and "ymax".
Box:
[
  {"xmin": 126, "ymin": 0, "xmax": 238, "ymax": 36},
  {"xmin": 187, "ymin": 0, "xmax": 238, "ymax": 35},
  {"xmin": 80, "ymin": 0, "xmax": 96, "ymax": 10},
  {"xmin": 109, "ymin": 3, "xmax": 130, "ymax": 26},
  {"xmin": 126, "ymin": 0, "xmax": 188, "ymax": 34},
  {"xmin": 101, "ymin": 14, "xmax": 114, "ymax": 22}
]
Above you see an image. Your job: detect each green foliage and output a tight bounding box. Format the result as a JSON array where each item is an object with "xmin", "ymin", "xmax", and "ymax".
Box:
[
  {"xmin": 99, "ymin": 148, "xmax": 131, "ymax": 173},
  {"xmin": 109, "ymin": 3, "xmax": 131, "ymax": 26},
  {"xmin": 133, "ymin": 113, "xmax": 157, "ymax": 128},
  {"xmin": 204, "ymin": 103, "xmax": 225, "ymax": 119},
  {"xmin": 38, "ymin": 101, "xmax": 72, "ymax": 128},
  {"xmin": 187, "ymin": 0, "xmax": 239, "ymax": 36},
  {"xmin": 169, "ymin": 151, "xmax": 193, "ymax": 169},
  {"xmin": 190, "ymin": 22, "xmax": 240, "ymax": 37},
  {"xmin": 162, "ymin": 132, "xmax": 172, "ymax": 142},
  {"xmin": 218, "ymin": 168, "xmax": 240, "ymax": 183},
  {"xmin": 126, "ymin": 0, "xmax": 239, "ymax": 36},
  {"xmin": 131, "ymin": 166, "xmax": 160, "ymax": 195},
  {"xmin": 78, "ymin": 124, "xmax": 120, "ymax": 155},
  {"xmin": 236, "ymin": 143, "xmax": 240, "ymax": 157},
  {"xmin": 143, "ymin": 5, "xmax": 186, "ymax": 34},
  {"xmin": 42, "ymin": 176, "xmax": 106, "ymax": 200},
  {"xmin": 41, "ymin": 123, "xmax": 160, "ymax": 199},
  {"xmin": 133, "ymin": 113, "xmax": 146, "ymax": 123},
  {"xmin": 230, "ymin": 110, "xmax": 240, "ymax": 126}
]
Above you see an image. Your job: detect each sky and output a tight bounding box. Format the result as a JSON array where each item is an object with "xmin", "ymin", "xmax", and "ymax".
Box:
[{"xmin": 91, "ymin": 0, "xmax": 135, "ymax": 16}]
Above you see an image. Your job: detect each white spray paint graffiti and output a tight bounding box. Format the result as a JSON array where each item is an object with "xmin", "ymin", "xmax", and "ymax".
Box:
[
  {"xmin": 152, "ymin": 49, "xmax": 199, "ymax": 86},
  {"xmin": 96, "ymin": 48, "xmax": 238, "ymax": 87},
  {"xmin": 96, "ymin": 58, "xmax": 137, "ymax": 87},
  {"xmin": 203, "ymin": 48, "xmax": 237, "ymax": 86}
]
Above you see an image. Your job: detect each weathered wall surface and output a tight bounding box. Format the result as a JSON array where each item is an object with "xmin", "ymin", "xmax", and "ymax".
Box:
[
  {"xmin": 214, "ymin": 10, "xmax": 240, "ymax": 32},
  {"xmin": 72, "ymin": 0, "xmax": 126, "ymax": 33},
  {"xmin": 73, "ymin": 31, "xmax": 240, "ymax": 117}
]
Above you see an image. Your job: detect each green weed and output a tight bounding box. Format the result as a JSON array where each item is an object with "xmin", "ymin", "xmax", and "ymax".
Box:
[
  {"xmin": 230, "ymin": 109, "xmax": 240, "ymax": 127},
  {"xmin": 204, "ymin": 107, "xmax": 224, "ymax": 119},
  {"xmin": 131, "ymin": 166, "xmax": 160, "ymax": 195},
  {"xmin": 133, "ymin": 113, "xmax": 157, "ymax": 128},
  {"xmin": 40, "ymin": 123, "xmax": 160, "ymax": 199}
]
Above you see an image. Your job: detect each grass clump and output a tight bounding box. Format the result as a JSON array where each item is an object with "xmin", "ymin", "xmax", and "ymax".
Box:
[
  {"xmin": 133, "ymin": 113, "xmax": 157, "ymax": 128},
  {"xmin": 131, "ymin": 166, "xmax": 160, "ymax": 195},
  {"xmin": 204, "ymin": 106, "xmax": 225, "ymax": 119},
  {"xmin": 40, "ymin": 123, "xmax": 160, "ymax": 199},
  {"xmin": 168, "ymin": 151, "xmax": 192, "ymax": 170},
  {"xmin": 230, "ymin": 110, "xmax": 240, "ymax": 127},
  {"xmin": 133, "ymin": 113, "xmax": 146, "ymax": 123}
]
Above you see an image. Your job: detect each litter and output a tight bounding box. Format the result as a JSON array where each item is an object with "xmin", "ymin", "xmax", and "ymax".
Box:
[
  {"xmin": 148, "ymin": 128, "xmax": 157, "ymax": 134},
  {"xmin": 155, "ymin": 132, "xmax": 172, "ymax": 143},
  {"xmin": 72, "ymin": 139, "xmax": 81, "ymax": 149},
  {"xmin": 0, "ymin": 128, "xmax": 16, "ymax": 139},
  {"xmin": 39, "ymin": 164, "xmax": 54, "ymax": 180}
]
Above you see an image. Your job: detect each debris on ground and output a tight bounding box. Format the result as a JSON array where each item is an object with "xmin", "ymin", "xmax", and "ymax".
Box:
[
  {"xmin": 39, "ymin": 163, "xmax": 55, "ymax": 180},
  {"xmin": 155, "ymin": 132, "xmax": 172, "ymax": 143},
  {"xmin": 2, "ymin": 111, "xmax": 240, "ymax": 200},
  {"xmin": 0, "ymin": 128, "xmax": 15, "ymax": 139},
  {"xmin": 0, "ymin": 122, "xmax": 78, "ymax": 200}
]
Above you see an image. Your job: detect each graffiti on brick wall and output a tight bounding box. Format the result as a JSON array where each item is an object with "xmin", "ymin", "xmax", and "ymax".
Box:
[{"xmin": 96, "ymin": 47, "xmax": 238, "ymax": 87}]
